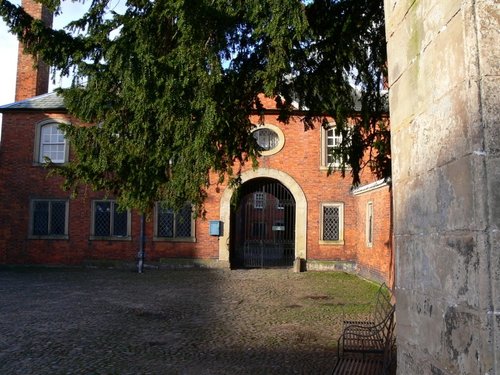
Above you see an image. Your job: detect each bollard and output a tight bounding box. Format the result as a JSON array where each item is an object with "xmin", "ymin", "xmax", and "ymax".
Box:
[{"xmin": 293, "ymin": 257, "xmax": 302, "ymax": 273}]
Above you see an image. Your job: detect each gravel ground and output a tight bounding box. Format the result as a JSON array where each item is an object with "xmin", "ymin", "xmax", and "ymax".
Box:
[{"xmin": 0, "ymin": 267, "xmax": 375, "ymax": 375}]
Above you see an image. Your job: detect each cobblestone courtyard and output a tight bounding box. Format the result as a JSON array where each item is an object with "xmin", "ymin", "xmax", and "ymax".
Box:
[{"xmin": 0, "ymin": 267, "xmax": 377, "ymax": 374}]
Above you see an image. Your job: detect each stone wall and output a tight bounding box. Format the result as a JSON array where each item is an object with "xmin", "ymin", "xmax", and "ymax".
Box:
[{"xmin": 384, "ymin": 0, "xmax": 499, "ymax": 373}]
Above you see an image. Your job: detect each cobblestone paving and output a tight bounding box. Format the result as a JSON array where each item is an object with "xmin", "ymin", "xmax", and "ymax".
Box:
[{"xmin": 0, "ymin": 267, "xmax": 375, "ymax": 374}]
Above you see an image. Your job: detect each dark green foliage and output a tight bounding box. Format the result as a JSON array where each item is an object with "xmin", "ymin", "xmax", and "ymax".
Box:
[
  {"xmin": 284, "ymin": 0, "xmax": 389, "ymax": 184},
  {"xmin": 0, "ymin": 0, "xmax": 389, "ymax": 213}
]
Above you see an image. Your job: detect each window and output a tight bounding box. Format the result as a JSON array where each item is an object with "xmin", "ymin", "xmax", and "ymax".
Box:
[
  {"xmin": 253, "ymin": 192, "xmax": 266, "ymax": 209},
  {"xmin": 30, "ymin": 199, "xmax": 68, "ymax": 238},
  {"xmin": 251, "ymin": 124, "xmax": 285, "ymax": 156},
  {"xmin": 35, "ymin": 121, "xmax": 69, "ymax": 164},
  {"xmin": 366, "ymin": 201, "xmax": 374, "ymax": 247},
  {"xmin": 91, "ymin": 201, "xmax": 130, "ymax": 239},
  {"xmin": 320, "ymin": 202, "xmax": 344, "ymax": 244},
  {"xmin": 321, "ymin": 124, "xmax": 343, "ymax": 168},
  {"xmin": 253, "ymin": 128, "xmax": 279, "ymax": 151},
  {"xmin": 155, "ymin": 203, "xmax": 195, "ymax": 241},
  {"xmin": 276, "ymin": 199, "xmax": 285, "ymax": 210}
]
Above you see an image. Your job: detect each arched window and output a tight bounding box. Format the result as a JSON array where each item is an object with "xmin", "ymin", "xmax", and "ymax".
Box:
[{"xmin": 35, "ymin": 121, "xmax": 68, "ymax": 164}]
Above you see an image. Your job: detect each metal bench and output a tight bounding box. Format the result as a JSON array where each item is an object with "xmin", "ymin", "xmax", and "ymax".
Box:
[{"xmin": 332, "ymin": 283, "xmax": 396, "ymax": 375}]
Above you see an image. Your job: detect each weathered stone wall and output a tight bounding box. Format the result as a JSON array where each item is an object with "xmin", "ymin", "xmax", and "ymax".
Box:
[{"xmin": 385, "ymin": 0, "xmax": 499, "ymax": 373}]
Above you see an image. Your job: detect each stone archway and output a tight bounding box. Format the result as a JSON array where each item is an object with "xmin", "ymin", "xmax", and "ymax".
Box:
[{"xmin": 219, "ymin": 168, "xmax": 307, "ymax": 264}]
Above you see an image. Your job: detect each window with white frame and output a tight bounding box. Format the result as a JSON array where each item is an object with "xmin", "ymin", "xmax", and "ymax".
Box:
[
  {"xmin": 155, "ymin": 203, "xmax": 195, "ymax": 240},
  {"xmin": 35, "ymin": 122, "xmax": 68, "ymax": 164},
  {"xmin": 321, "ymin": 124, "xmax": 343, "ymax": 168},
  {"xmin": 92, "ymin": 201, "xmax": 130, "ymax": 238},
  {"xmin": 366, "ymin": 201, "xmax": 374, "ymax": 247},
  {"xmin": 320, "ymin": 202, "xmax": 344, "ymax": 244},
  {"xmin": 30, "ymin": 199, "xmax": 68, "ymax": 238}
]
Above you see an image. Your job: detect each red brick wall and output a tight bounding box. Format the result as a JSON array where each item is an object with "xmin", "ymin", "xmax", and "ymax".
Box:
[
  {"xmin": 0, "ymin": 111, "xmax": 222, "ymax": 265},
  {"xmin": 15, "ymin": 0, "xmax": 52, "ymax": 101},
  {"xmin": 0, "ymin": 105, "xmax": 393, "ymax": 282},
  {"xmin": 354, "ymin": 185, "xmax": 394, "ymax": 286}
]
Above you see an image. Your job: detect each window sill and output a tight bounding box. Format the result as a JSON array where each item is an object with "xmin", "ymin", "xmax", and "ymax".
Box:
[
  {"xmin": 89, "ymin": 236, "xmax": 132, "ymax": 241},
  {"xmin": 319, "ymin": 165, "xmax": 351, "ymax": 171},
  {"xmin": 153, "ymin": 237, "xmax": 196, "ymax": 243},
  {"xmin": 319, "ymin": 240, "xmax": 345, "ymax": 245},
  {"xmin": 32, "ymin": 162, "xmax": 68, "ymax": 167},
  {"xmin": 29, "ymin": 235, "xmax": 69, "ymax": 240}
]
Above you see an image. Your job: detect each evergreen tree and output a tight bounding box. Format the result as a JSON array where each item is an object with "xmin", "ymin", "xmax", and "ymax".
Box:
[{"xmin": 0, "ymin": 0, "xmax": 389, "ymax": 214}]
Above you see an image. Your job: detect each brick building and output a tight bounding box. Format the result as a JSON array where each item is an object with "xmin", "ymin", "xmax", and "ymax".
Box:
[{"xmin": 0, "ymin": 1, "xmax": 393, "ymax": 284}]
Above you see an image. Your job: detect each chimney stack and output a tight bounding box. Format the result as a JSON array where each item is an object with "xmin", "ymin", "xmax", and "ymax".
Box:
[{"xmin": 15, "ymin": 0, "xmax": 53, "ymax": 102}]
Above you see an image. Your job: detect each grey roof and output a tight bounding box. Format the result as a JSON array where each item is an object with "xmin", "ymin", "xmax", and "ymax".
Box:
[{"xmin": 0, "ymin": 92, "xmax": 66, "ymax": 112}]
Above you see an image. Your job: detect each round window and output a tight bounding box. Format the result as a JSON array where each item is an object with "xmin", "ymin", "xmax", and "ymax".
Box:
[
  {"xmin": 251, "ymin": 124, "xmax": 285, "ymax": 156},
  {"xmin": 253, "ymin": 128, "xmax": 279, "ymax": 151}
]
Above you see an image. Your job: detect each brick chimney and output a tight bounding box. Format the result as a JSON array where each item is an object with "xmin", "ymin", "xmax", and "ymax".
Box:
[{"xmin": 15, "ymin": 0, "xmax": 53, "ymax": 102}]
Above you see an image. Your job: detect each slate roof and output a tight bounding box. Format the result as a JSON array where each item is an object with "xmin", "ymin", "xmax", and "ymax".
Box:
[{"xmin": 0, "ymin": 92, "xmax": 66, "ymax": 112}]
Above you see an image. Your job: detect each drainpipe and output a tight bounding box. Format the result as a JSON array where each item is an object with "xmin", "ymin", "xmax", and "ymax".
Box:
[{"xmin": 137, "ymin": 213, "xmax": 146, "ymax": 273}]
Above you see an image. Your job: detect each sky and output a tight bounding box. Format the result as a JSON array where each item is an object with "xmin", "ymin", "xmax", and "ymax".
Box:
[
  {"xmin": 1, "ymin": 0, "xmax": 89, "ymax": 105},
  {"xmin": 0, "ymin": 0, "xmax": 121, "ymax": 138},
  {"xmin": 0, "ymin": 2, "xmax": 21, "ymax": 107}
]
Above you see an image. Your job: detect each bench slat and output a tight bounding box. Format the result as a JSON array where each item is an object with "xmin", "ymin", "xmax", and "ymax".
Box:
[{"xmin": 333, "ymin": 357, "xmax": 384, "ymax": 375}]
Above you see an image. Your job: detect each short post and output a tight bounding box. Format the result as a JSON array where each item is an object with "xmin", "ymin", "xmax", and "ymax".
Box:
[
  {"xmin": 137, "ymin": 213, "xmax": 146, "ymax": 273},
  {"xmin": 293, "ymin": 257, "xmax": 302, "ymax": 273}
]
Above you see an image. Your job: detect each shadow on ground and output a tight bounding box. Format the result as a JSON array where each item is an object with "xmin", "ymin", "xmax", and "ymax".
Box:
[{"xmin": 0, "ymin": 267, "xmax": 378, "ymax": 374}]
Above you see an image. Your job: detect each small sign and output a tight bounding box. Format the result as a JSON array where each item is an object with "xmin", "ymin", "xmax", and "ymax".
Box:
[
  {"xmin": 272, "ymin": 225, "xmax": 285, "ymax": 231},
  {"xmin": 209, "ymin": 221, "xmax": 223, "ymax": 236}
]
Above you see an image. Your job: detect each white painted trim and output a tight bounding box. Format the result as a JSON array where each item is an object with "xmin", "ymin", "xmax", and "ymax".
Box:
[{"xmin": 352, "ymin": 178, "xmax": 391, "ymax": 196}]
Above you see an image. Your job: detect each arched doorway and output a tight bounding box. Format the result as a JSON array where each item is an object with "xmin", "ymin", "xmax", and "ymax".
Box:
[
  {"xmin": 230, "ymin": 178, "xmax": 295, "ymax": 268},
  {"xmin": 219, "ymin": 168, "xmax": 307, "ymax": 267}
]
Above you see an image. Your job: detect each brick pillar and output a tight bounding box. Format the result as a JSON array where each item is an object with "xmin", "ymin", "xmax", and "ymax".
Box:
[{"xmin": 15, "ymin": 0, "xmax": 53, "ymax": 102}]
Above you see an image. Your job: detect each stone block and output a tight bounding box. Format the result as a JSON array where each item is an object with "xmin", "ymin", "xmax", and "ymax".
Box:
[
  {"xmin": 436, "ymin": 158, "xmax": 476, "ymax": 231},
  {"xmin": 396, "ymin": 288, "xmax": 444, "ymax": 354},
  {"xmin": 389, "ymin": 125, "xmax": 415, "ymax": 180},
  {"xmin": 418, "ymin": 12, "xmax": 465, "ymax": 105},
  {"xmin": 387, "ymin": 60, "xmax": 420, "ymax": 129},
  {"xmin": 396, "ymin": 232, "xmax": 483, "ymax": 308},
  {"xmin": 491, "ymin": 229, "xmax": 500, "ymax": 306},
  {"xmin": 395, "ymin": 234, "xmax": 441, "ymax": 292},
  {"xmin": 439, "ymin": 305, "xmax": 485, "ymax": 373},
  {"xmin": 411, "ymin": 87, "xmax": 470, "ymax": 175},
  {"xmin": 483, "ymin": 76, "xmax": 500, "ymax": 156},
  {"xmin": 495, "ymin": 311, "xmax": 500, "ymax": 374},
  {"xmin": 486, "ymin": 156, "xmax": 500, "ymax": 229},
  {"xmin": 386, "ymin": 0, "xmax": 461, "ymax": 85},
  {"xmin": 397, "ymin": 291, "xmax": 489, "ymax": 373},
  {"xmin": 477, "ymin": 1, "xmax": 500, "ymax": 77}
]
